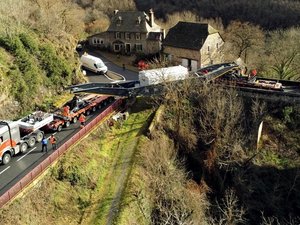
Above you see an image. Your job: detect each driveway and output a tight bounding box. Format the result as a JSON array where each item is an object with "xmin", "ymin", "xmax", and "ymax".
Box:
[{"xmin": 79, "ymin": 49, "xmax": 139, "ymax": 82}]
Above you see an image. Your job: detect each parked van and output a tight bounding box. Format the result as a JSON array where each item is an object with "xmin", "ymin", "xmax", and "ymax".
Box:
[{"xmin": 80, "ymin": 53, "xmax": 108, "ymax": 74}]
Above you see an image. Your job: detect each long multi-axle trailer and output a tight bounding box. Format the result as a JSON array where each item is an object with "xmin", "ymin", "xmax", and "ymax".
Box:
[{"xmin": 0, "ymin": 94, "xmax": 114, "ymax": 165}]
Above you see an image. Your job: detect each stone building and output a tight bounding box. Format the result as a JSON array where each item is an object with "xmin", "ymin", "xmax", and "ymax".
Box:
[
  {"xmin": 163, "ymin": 22, "xmax": 224, "ymax": 71},
  {"xmin": 88, "ymin": 9, "xmax": 164, "ymax": 55}
]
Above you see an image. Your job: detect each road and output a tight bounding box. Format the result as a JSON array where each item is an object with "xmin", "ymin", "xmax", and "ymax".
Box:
[
  {"xmin": 0, "ymin": 50, "xmax": 135, "ymax": 197},
  {"xmin": 0, "ymin": 102, "xmax": 116, "ymax": 196}
]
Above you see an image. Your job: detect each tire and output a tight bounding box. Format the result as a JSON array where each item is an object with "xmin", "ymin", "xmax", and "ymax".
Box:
[
  {"xmin": 20, "ymin": 142, "xmax": 28, "ymax": 153},
  {"xmin": 98, "ymin": 104, "xmax": 102, "ymax": 110},
  {"xmin": 57, "ymin": 125, "xmax": 63, "ymax": 132},
  {"xmin": 72, "ymin": 117, "xmax": 78, "ymax": 123},
  {"xmin": 28, "ymin": 136, "xmax": 36, "ymax": 148},
  {"xmin": 64, "ymin": 121, "xmax": 70, "ymax": 128},
  {"xmin": 2, "ymin": 152, "xmax": 11, "ymax": 165},
  {"xmin": 86, "ymin": 110, "xmax": 90, "ymax": 116},
  {"xmin": 36, "ymin": 131, "xmax": 44, "ymax": 142},
  {"xmin": 92, "ymin": 107, "xmax": 96, "ymax": 112}
]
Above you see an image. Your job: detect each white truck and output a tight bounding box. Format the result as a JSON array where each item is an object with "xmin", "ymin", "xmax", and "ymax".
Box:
[
  {"xmin": 138, "ymin": 65, "xmax": 189, "ymax": 86},
  {"xmin": 80, "ymin": 53, "xmax": 108, "ymax": 75},
  {"xmin": 0, "ymin": 111, "xmax": 53, "ymax": 165}
]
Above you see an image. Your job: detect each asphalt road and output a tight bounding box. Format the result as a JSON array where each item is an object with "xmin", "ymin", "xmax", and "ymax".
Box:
[{"xmin": 0, "ymin": 50, "xmax": 136, "ymax": 197}]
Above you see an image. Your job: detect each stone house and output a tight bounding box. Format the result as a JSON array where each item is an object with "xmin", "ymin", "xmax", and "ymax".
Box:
[
  {"xmin": 88, "ymin": 9, "xmax": 164, "ymax": 55},
  {"xmin": 163, "ymin": 22, "xmax": 224, "ymax": 71}
]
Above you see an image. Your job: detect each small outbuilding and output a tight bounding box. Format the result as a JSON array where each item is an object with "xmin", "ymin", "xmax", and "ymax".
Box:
[{"xmin": 163, "ymin": 22, "xmax": 224, "ymax": 71}]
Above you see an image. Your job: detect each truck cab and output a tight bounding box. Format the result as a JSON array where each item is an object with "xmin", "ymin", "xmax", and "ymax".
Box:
[{"xmin": 0, "ymin": 121, "xmax": 23, "ymax": 165}]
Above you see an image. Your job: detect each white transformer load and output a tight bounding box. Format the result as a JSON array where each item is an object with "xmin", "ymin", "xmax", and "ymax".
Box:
[{"xmin": 138, "ymin": 65, "xmax": 189, "ymax": 87}]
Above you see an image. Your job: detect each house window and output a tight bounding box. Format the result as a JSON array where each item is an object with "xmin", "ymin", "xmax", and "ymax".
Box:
[
  {"xmin": 114, "ymin": 44, "xmax": 121, "ymax": 52},
  {"xmin": 93, "ymin": 38, "xmax": 97, "ymax": 44},
  {"xmin": 125, "ymin": 33, "xmax": 130, "ymax": 40},
  {"xmin": 115, "ymin": 32, "xmax": 121, "ymax": 39},
  {"xmin": 100, "ymin": 40, "xmax": 104, "ymax": 44},
  {"xmin": 135, "ymin": 33, "xmax": 141, "ymax": 40},
  {"xmin": 135, "ymin": 43, "xmax": 143, "ymax": 52}
]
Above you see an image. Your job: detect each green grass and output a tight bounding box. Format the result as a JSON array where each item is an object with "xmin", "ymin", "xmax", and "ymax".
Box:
[{"xmin": 88, "ymin": 104, "xmax": 154, "ymax": 225}]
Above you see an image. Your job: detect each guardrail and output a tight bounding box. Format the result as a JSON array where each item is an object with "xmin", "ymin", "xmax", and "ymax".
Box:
[{"xmin": 0, "ymin": 99, "xmax": 122, "ymax": 208}]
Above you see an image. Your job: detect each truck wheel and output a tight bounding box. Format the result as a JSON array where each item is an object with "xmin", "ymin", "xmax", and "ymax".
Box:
[
  {"xmin": 36, "ymin": 131, "xmax": 44, "ymax": 142},
  {"xmin": 86, "ymin": 110, "xmax": 91, "ymax": 116},
  {"xmin": 28, "ymin": 136, "xmax": 36, "ymax": 148},
  {"xmin": 20, "ymin": 142, "xmax": 28, "ymax": 153},
  {"xmin": 64, "ymin": 121, "xmax": 70, "ymax": 128},
  {"xmin": 72, "ymin": 117, "xmax": 78, "ymax": 123},
  {"xmin": 2, "ymin": 153, "xmax": 11, "ymax": 165},
  {"xmin": 98, "ymin": 104, "xmax": 102, "ymax": 110},
  {"xmin": 92, "ymin": 107, "xmax": 96, "ymax": 112},
  {"xmin": 57, "ymin": 125, "xmax": 63, "ymax": 132}
]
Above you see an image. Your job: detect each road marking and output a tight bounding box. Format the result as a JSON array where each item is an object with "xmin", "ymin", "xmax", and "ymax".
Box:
[
  {"xmin": 17, "ymin": 147, "xmax": 37, "ymax": 162},
  {"xmin": 0, "ymin": 166, "xmax": 10, "ymax": 175}
]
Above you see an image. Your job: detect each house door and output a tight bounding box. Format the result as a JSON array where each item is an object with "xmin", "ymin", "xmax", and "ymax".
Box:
[
  {"xmin": 182, "ymin": 58, "xmax": 188, "ymax": 68},
  {"xmin": 182, "ymin": 58, "xmax": 193, "ymax": 71},
  {"xmin": 191, "ymin": 60, "xmax": 197, "ymax": 72},
  {"xmin": 125, "ymin": 44, "xmax": 131, "ymax": 53}
]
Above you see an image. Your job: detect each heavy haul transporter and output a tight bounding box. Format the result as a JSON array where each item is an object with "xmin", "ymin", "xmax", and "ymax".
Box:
[
  {"xmin": 0, "ymin": 94, "xmax": 115, "ymax": 164},
  {"xmin": 0, "ymin": 111, "xmax": 53, "ymax": 165},
  {"xmin": 45, "ymin": 94, "xmax": 114, "ymax": 131}
]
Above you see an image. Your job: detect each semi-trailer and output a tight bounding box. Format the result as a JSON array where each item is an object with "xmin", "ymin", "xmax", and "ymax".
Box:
[{"xmin": 0, "ymin": 94, "xmax": 115, "ymax": 165}]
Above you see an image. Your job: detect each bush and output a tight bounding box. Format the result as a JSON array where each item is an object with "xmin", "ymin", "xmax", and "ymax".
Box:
[{"xmin": 0, "ymin": 31, "xmax": 79, "ymax": 114}]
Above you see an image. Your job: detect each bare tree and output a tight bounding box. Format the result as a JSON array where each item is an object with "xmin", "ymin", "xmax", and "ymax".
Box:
[
  {"xmin": 134, "ymin": 131, "xmax": 209, "ymax": 225},
  {"xmin": 209, "ymin": 189, "xmax": 246, "ymax": 225},
  {"xmin": 223, "ymin": 21, "xmax": 264, "ymax": 64}
]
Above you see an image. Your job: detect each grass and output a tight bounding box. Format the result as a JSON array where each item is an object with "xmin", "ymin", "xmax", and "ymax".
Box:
[{"xmin": 85, "ymin": 100, "xmax": 154, "ymax": 225}]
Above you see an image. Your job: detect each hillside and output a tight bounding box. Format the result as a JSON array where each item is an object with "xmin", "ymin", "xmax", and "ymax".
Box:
[{"xmin": 0, "ymin": 0, "xmax": 86, "ymax": 118}]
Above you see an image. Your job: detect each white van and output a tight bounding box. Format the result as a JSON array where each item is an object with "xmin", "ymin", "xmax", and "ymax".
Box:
[{"xmin": 80, "ymin": 53, "xmax": 108, "ymax": 74}]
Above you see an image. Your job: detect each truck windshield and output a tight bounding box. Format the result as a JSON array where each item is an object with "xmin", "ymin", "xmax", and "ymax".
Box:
[{"xmin": 95, "ymin": 62, "xmax": 105, "ymax": 68}]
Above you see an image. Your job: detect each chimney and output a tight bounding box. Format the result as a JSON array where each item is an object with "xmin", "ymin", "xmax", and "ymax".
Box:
[
  {"xmin": 149, "ymin": 8, "xmax": 154, "ymax": 27},
  {"xmin": 114, "ymin": 9, "xmax": 119, "ymax": 15}
]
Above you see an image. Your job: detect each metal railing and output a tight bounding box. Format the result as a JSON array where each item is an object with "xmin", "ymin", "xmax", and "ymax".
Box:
[{"xmin": 0, "ymin": 99, "xmax": 122, "ymax": 208}]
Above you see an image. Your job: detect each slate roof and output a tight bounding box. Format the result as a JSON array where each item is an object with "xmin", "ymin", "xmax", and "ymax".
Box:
[
  {"xmin": 147, "ymin": 32, "xmax": 162, "ymax": 41},
  {"xmin": 107, "ymin": 11, "xmax": 149, "ymax": 33},
  {"xmin": 163, "ymin": 22, "xmax": 218, "ymax": 50}
]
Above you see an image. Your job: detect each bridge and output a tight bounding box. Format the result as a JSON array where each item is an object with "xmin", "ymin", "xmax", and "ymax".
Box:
[{"xmin": 67, "ymin": 64, "xmax": 300, "ymax": 104}]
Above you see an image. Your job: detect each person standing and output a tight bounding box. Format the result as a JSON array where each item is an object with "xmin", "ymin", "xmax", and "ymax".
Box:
[
  {"xmin": 50, "ymin": 134, "xmax": 57, "ymax": 150},
  {"xmin": 41, "ymin": 136, "xmax": 48, "ymax": 152},
  {"xmin": 79, "ymin": 114, "xmax": 86, "ymax": 128}
]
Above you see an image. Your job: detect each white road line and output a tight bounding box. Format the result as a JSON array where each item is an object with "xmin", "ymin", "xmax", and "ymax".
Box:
[
  {"xmin": 17, "ymin": 147, "xmax": 37, "ymax": 162},
  {"xmin": 0, "ymin": 166, "xmax": 10, "ymax": 175}
]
